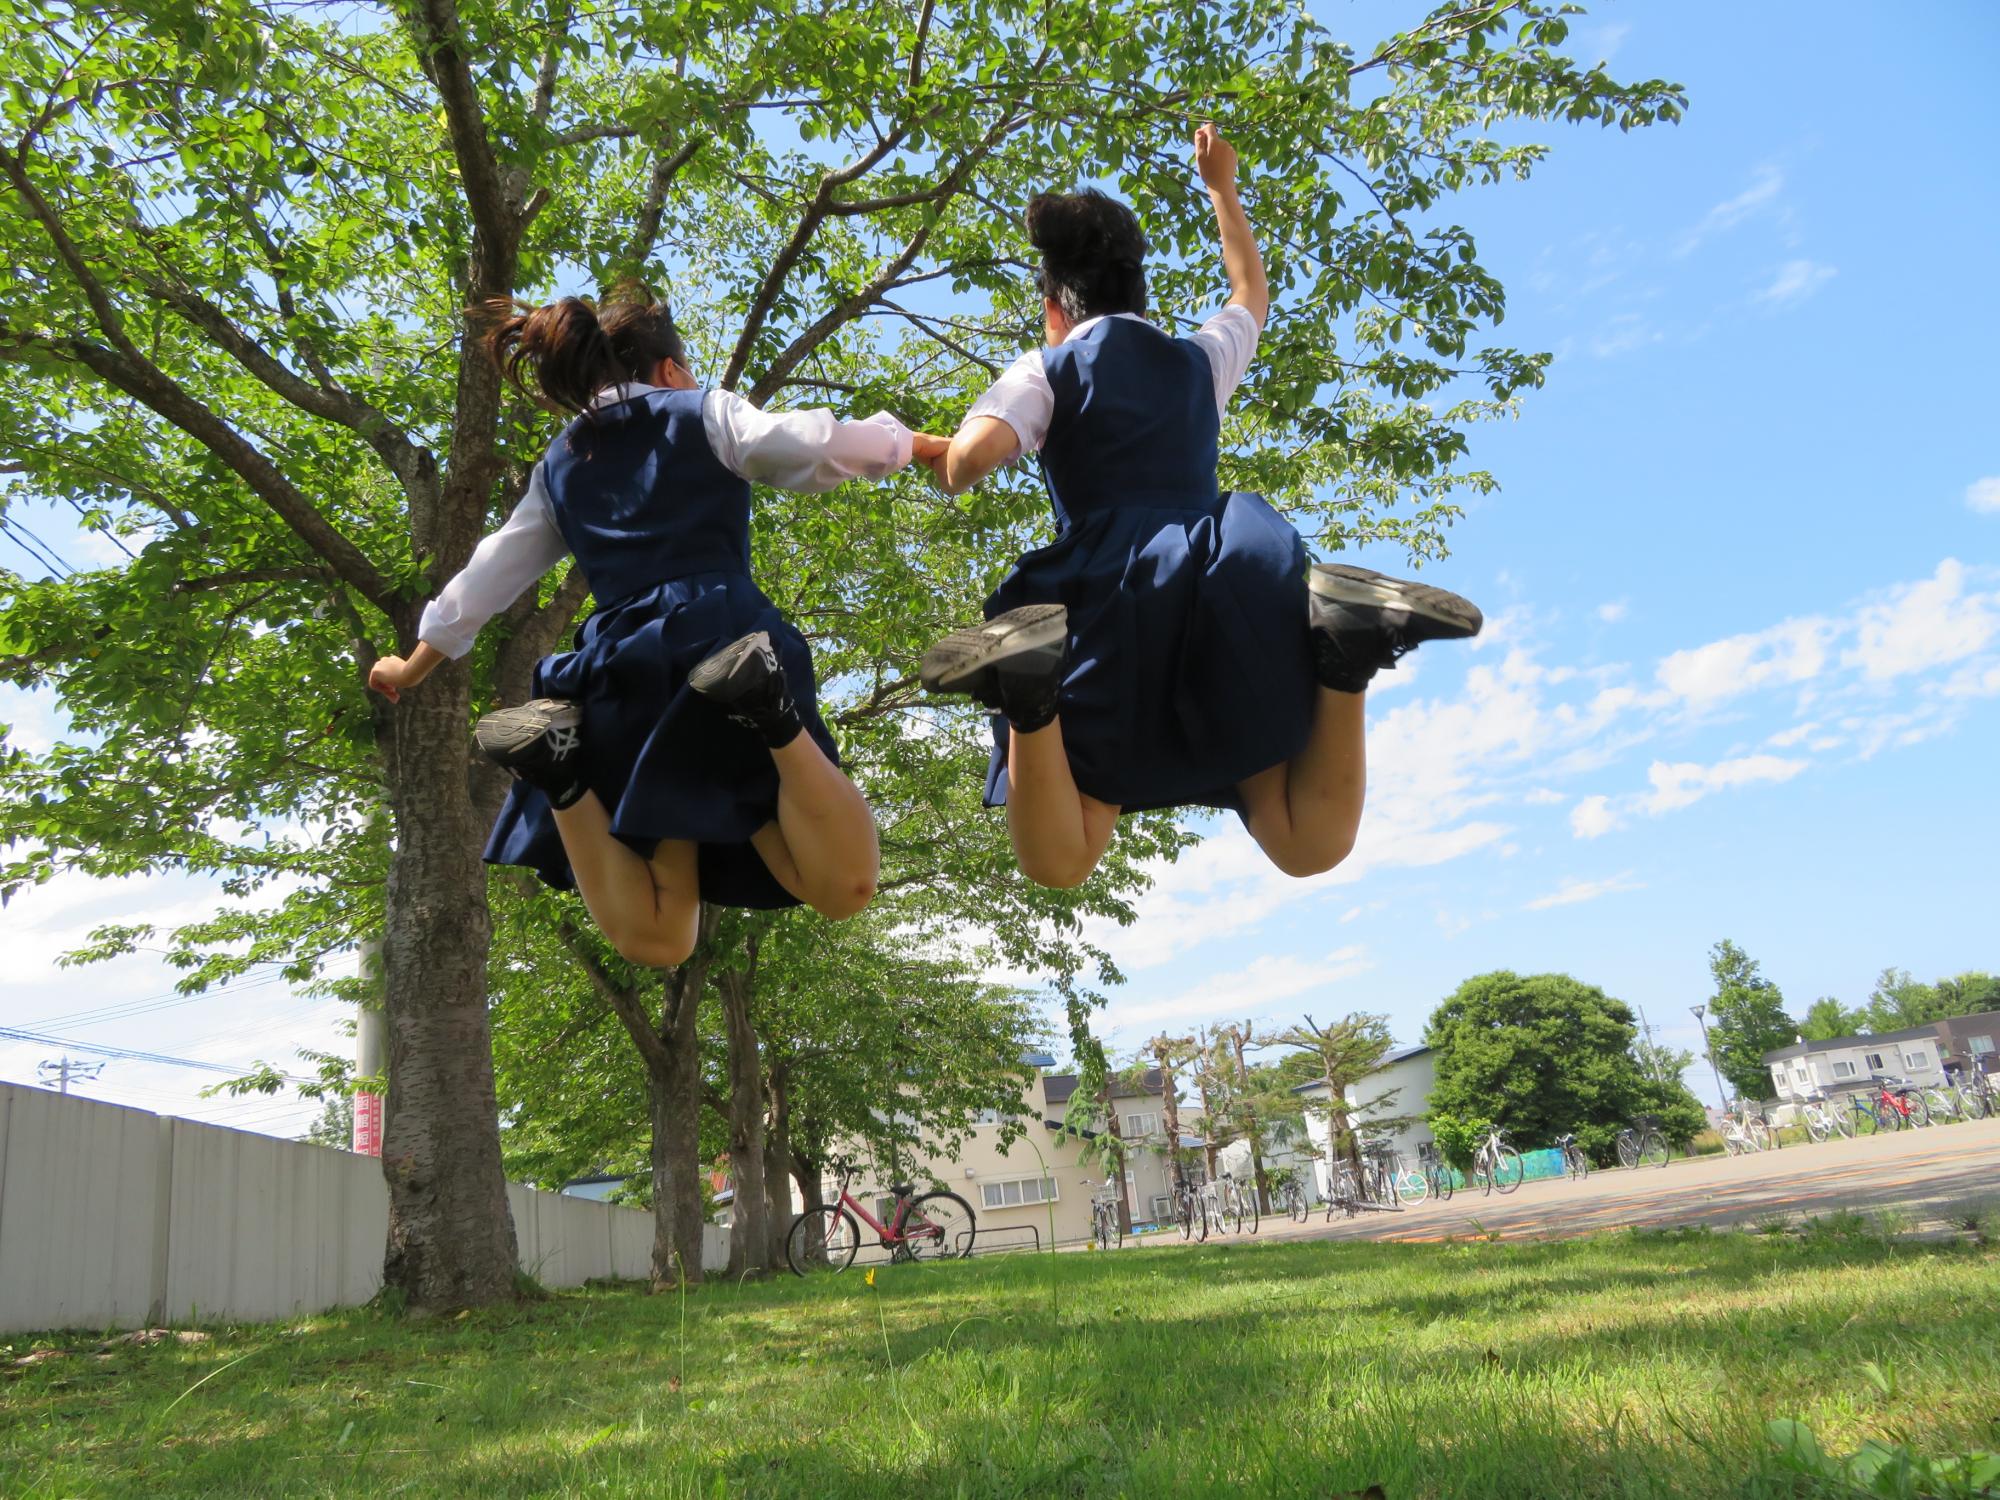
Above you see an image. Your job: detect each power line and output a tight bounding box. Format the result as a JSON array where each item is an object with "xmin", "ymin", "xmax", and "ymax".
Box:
[
  {"xmin": 23, "ymin": 971, "xmax": 294, "ymax": 1031},
  {"xmin": 0, "ymin": 1025, "xmax": 313, "ymax": 1084},
  {"xmin": 37, "ymin": 1056, "xmax": 105, "ymax": 1095}
]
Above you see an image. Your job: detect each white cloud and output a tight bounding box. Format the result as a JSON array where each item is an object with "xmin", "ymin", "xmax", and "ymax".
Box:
[
  {"xmin": 1523, "ymin": 787, "xmax": 1567, "ymax": 806},
  {"xmin": 1525, "ymin": 871, "xmax": 1644, "ymax": 911},
  {"xmin": 1570, "ymin": 795, "xmax": 1620, "ymax": 839},
  {"xmin": 1676, "ymin": 165, "xmax": 1783, "ymax": 256},
  {"xmin": 1656, "ymin": 616, "xmax": 1833, "ymax": 709},
  {"xmin": 1596, "ymin": 600, "xmax": 1629, "ymax": 624},
  {"xmin": 1842, "ymin": 559, "xmax": 1999, "ymax": 681},
  {"xmin": 1641, "ymin": 754, "xmax": 1807, "ymax": 814},
  {"xmin": 1099, "ymin": 948, "xmax": 1371, "ymax": 1034},
  {"xmin": 1968, "ymin": 477, "xmax": 2000, "ymax": 515},
  {"xmin": 1589, "ymin": 313, "xmax": 1661, "ymax": 359},
  {"xmin": 1755, "ymin": 259, "xmax": 1836, "ymax": 307}
]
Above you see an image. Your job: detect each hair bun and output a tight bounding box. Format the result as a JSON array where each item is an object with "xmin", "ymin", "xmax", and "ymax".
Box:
[{"xmin": 1026, "ymin": 190, "xmax": 1148, "ymax": 271}]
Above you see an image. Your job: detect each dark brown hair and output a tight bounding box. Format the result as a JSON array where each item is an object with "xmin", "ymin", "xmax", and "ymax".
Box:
[
  {"xmin": 485, "ymin": 286, "xmax": 687, "ymax": 414},
  {"xmin": 1026, "ymin": 189, "xmax": 1148, "ymax": 322}
]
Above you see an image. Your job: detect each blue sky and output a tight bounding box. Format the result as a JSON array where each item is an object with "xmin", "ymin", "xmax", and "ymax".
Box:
[{"xmin": 5, "ymin": 0, "xmax": 1997, "ymax": 1131}]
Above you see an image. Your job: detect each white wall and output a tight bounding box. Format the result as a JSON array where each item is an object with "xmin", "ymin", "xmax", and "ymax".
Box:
[{"xmin": 0, "ymin": 1082, "xmax": 728, "ymax": 1334}]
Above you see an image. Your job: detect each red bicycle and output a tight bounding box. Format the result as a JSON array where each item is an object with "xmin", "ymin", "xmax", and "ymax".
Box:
[
  {"xmin": 784, "ymin": 1159, "xmax": 976, "ymax": 1276},
  {"xmin": 1863, "ymin": 1076, "xmax": 1931, "ymax": 1131}
]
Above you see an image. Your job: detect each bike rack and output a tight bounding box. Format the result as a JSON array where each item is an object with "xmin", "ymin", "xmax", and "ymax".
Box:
[{"xmin": 960, "ymin": 1223, "xmax": 1040, "ymax": 1257}]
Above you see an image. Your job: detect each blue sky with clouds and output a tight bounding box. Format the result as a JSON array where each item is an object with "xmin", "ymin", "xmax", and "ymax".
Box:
[{"xmin": 4, "ymin": 1, "xmax": 1996, "ymax": 1132}]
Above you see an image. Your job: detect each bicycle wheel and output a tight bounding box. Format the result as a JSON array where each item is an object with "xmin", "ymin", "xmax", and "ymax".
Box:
[
  {"xmin": 785, "ymin": 1206, "xmax": 861, "ymax": 1277},
  {"xmin": 1492, "ymin": 1147, "xmax": 1526, "ymax": 1194},
  {"xmin": 1576, "ymin": 1148, "xmax": 1592, "ymax": 1181},
  {"xmin": 1900, "ymin": 1092, "xmax": 1931, "ymax": 1129},
  {"xmin": 1178, "ymin": 1196, "xmax": 1195, "ymax": 1240},
  {"xmin": 1290, "ymin": 1187, "xmax": 1310, "ymax": 1223},
  {"xmin": 1243, "ymin": 1188, "xmax": 1260, "ymax": 1234},
  {"xmin": 1746, "ymin": 1117, "xmax": 1773, "ymax": 1151},
  {"xmin": 1922, "ymin": 1088, "xmax": 1957, "ymax": 1122},
  {"xmin": 1873, "ymin": 1101, "xmax": 1903, "ymax": 1133},
  {"xmin": 1959, "ymin": 1085, "xmax": 1990, "ymax": 1121},
  {"xmin": 1616, "ymin": 1133, "xmax": 1638, "ymax": 1170},
  {"xmin": 1435, "ymin": 1166, "xmax": 1455, "ymax": 1202},
  {"xmin": 1851, "ymin": 1103, "xmax": 1879, "ymax": 1136},
  {"xmin": 1805, "ymin": 1110, "xmax": 1831, "ymax": 1144},
  {"xmin": 1640, "ymin": 1131, "xmax": 1670, "ymax": 1168},
  {"xmin": 1396, "ymin": 1168, "xmax": 1429, "ymax": 1205},
  {"xmin": 903, "ymin": 1191, "xmax": 976, "ymax": 1260}
]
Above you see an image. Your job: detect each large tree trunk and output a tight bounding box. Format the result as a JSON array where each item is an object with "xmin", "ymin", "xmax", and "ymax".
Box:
[
  {"xmin": 1156, "ymin": 1053, "xmax": 1185, "ymax": 1197},
  {"xmin": 762, "ymin": 1064, "xmax": 795, "ymax": 1270},
  {"xmin": 377, "ymin": 674, "xmax": 519, "ymax": 1309},
  {"xmin": 648, "ymin": 959, "xmax": 708, "ymax": 1288},
  {"xmin": 718, "ymin": 954, "xmax": 770, "ymax": 1278},
  {"xmin": 1104, "ymin": 1087, "xmax": 1133, "ymax": 1234}
]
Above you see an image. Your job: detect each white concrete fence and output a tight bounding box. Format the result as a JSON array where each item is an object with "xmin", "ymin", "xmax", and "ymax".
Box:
[{"xmin": 0, "ymin": 1081, "xmax": 727, "ymax": 1335}]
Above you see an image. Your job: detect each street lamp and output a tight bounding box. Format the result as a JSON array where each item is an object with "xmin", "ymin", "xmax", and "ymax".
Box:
[{"xmin": 1690, "ymin": 1004, "xmax": 1730, "ymax": 1110}]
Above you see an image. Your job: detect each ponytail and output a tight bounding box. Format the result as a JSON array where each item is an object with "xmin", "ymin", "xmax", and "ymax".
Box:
[{"xmin": 484, "ymin": 286, "xmax": 688, "ymax": 414}]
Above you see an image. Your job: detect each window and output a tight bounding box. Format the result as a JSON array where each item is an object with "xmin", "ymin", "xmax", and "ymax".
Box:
[
  {"xmin": 1122, "ymin": 1111, "xmax": 1160, "ymax": 1138},
  {"xmin": 1865, "ymin": 1052, "xmax": 1885, "ymax": 1071},
  {"xmin": 978, "ymin": 1176, "xmax": 1057, "ymax": 1210},
  {"xmin": 1150, "ymin": 1194, "xmax": 1175, "ymax": 1222},
  {"xmin": 1831, "ymin": 1060, "xmax": 1858, "ymax": 1079},
  {"xmin": 1903, "ymin": 1049, "xmax": 1930, "ymax": 1070},
  {"xmin": 972, "ymin": 1107, "xmax": 1020, "ymax": 1127},
  {"xmin": 1970, "ymin": 1035, "xmax": 1995, "ymax": 1055},
  {"xmin": 1792, "ymin": 1066, "xmax": 1811, "ymax": 1083}
]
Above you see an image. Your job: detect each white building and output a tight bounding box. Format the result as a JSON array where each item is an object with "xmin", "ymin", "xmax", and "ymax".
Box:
[
  {"xmin": 1763, "ymin": 1025, "xmax": 1949, "ymax": 1102},
  {"xmin": 1293, "ymin": 1044, "xmax": 1435, "ymax": 1196}
]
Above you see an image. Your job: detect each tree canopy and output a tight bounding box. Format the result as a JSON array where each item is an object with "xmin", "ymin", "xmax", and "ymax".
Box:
[{"xmin": 1703, "ymin": 940, "xmax": 1796, "ymax": 1102}]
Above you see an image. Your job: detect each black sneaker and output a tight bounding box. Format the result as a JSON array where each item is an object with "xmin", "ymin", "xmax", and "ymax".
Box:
[
  {"xmin": 1309, "ymin": 563, "xmax": 1483, "ymax": 693},
  {"xmin": 474, "ymin": 698, "xmax": 588, "ymax": 808},
  {"xmin": 688, "ymin": 630, "xmax": 802, "ymax": 748},
  {"xmin": 919, "ymin": 604, "xmax": 1069, "ymax": 732}
]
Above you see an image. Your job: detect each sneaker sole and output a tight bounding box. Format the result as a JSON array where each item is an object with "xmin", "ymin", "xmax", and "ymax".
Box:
[
  {"xmin": 687, "ymin": 631, "xmax": 774, "ymax": 699},
  {"xmin": 1310, "ymin": 563, "xmax": 1483, "ymax": 637},
  {"xmin": 473, "ymin": 699, "xmax": 580, "ymax": 762},
  {"xmin": 920, "ymin": 604, "xmax": 1069, "ymax": 693}
]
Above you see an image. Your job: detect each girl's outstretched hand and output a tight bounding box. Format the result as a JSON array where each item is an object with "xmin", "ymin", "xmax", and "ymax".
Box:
[
  {"xmin": 910, "ymin": 431, "xmax": 952, "ymax": 488},
  {"xmin": 1194, "ymin": 122, "xmax": 1238, "ymax": 192},
  {"xmin": 369, "ymin": 655, "xmax": 416, "ymax": 703}
]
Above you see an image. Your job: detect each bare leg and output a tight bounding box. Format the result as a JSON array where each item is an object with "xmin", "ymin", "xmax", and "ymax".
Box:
[
  {"xmin": 1004, "ymin": 718, "xmax": 1120, "ymax": 888},
  {"xmin": 1237, "ymin": 687, "xmax": 1366, "ymax": 878},
  {"xmin": 746, "ymin": 733, "xmax": 879, "ymax": 919},
  {"xmin": 550, "ymin": 793, "xmax": 702, "ymax": 967}
]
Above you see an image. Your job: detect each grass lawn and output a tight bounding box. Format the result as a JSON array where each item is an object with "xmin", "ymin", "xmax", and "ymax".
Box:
[{"xmin": 5, "ymin": 1226, "xmax": 1998, "ymax": 1498}]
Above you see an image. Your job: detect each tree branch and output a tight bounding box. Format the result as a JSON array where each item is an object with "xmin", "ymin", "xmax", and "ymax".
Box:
[
  {"xmin": 624, "ymin": 137, "xmax": 704, "ymax": 268},
  {"xmin": 0, "ymin": 325, "xmax": 397, "ymax": 615}
]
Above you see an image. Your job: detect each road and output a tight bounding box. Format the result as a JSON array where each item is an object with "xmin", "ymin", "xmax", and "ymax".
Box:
[{"xmin": 1203, "ymin": 1117, "xmax": 2000, "ymax": 1244}]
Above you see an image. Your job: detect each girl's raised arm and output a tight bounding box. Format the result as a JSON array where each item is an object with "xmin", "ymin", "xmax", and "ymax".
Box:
[{"xmin": 1195, "ymin": 123, "xmax": 1268, "ymax": 328}]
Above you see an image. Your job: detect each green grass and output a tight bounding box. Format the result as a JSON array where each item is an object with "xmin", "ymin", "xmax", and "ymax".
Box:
[{"xmin": 5, "ymin": 1231, "xmax": 1999, "ymax": 1498}]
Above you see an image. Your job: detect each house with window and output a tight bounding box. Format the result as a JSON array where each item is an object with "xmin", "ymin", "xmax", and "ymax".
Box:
[
  {"xmin": 1760, "ymin": 1018, "xmax": 1991, "ymax": 1102},
  {"xmin": 829, "ymin": 1058, "xmax": 1199, "ymax": 1249},
  {"xmin": 1293, "ymin": 1044, "xmax": 1434, "ymax": 1196}
]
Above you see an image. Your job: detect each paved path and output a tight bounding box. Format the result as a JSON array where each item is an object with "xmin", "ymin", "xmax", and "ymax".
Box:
[{"xmin": 1159, "ymin": 1118, "xmax": 2000, "ymax": 1246}]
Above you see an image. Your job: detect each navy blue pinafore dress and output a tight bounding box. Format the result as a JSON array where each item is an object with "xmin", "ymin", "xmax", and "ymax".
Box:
[
  {"xmin": 483, "ymin": 388, "xmax": 839, "ymax": 910},
  {"xmin": 982, "ymin": 318, "xmax": 1316, "ymax": 816}
]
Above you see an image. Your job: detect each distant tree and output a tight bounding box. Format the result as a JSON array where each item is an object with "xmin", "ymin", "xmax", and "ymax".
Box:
[
  {"xmin": 1625, "ymin": 1040, "xmax": 1707, "ymax": 1148},
  {"xmin": 1265, "ymin": 1013, "xmax": 1396, "ymax": 1173},
  {"xmin": 1864, "ymin": 968, "xmax": 1943, "ymax": 1031},
  {"xmin": 1424, "ymin": 971, "xmax": 1659, "ymax": 1161},
  {"xmin": 1704, "ymin": 940, "xmax": 1797, "ymax": 1102},
  {"xmin": 1799, "ymin": 995, "xmax": 1870, "ymax": 1042},
  {"xmin": 1934, "ymin": 971, "xmax": 2000, "ymax": 1018},
  {"xmin": 301, "ymin": 1094, "xmax": 354, "ymax": 1150}
]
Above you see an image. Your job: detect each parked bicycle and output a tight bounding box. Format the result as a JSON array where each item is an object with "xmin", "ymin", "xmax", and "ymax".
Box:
[
  {"xmin": 1392, "ymin": 1152, "xmax": 1430, "ymax": 1205},
  {"xmin": 1719, "ymin": 1106, "xmax": 1773, "ymax": 1155},
  {"xmin": 1173, "ymin": 1177, "xmax": 1209, "ymax": 1243},
  {"xmin": 1217, "ymin": 1171, "xmax": 1260, "ymax": 1234},
  {"xmin": 1615, "ymin": 1114, "xmax": 1670, "ymax": 1169},
  {"xmin": 1360, "ymin": 1142, "xmax": 1404, "ymax": 1209},
  {"xmin": 1275, "ymin": 1177, "xmax": 1311, "ymax": 1223},
  {"xmin": 1862, "ymin": 1077, "xmax": 1930, "ymax": 1131},
  {"xmin": 1417, "ymin": 1141, "xmax": 1455, "ymax": 1203},
  {"xmin": 785, "ymin": 1159, "xmax": 976, "ymax": 1276},
  {"xmin": 1086, "ymin": 1180, "xmax": 1123, "ymax": 1251},
  {"xmin": 1470, "ymin": 1127, "xmax": 1524, "ymax": 1195},
  {"xmin": 1799, "ymin": 1090, "xmax": 1854, "ymax": 1143},
  {"xmin": 1557, "ymin": 1131, "xmax": 1590, "ymax": 1181},
  {"xmin": 1949, "ymin": 1067, "xmax": 1996, "ymax": 1121}
]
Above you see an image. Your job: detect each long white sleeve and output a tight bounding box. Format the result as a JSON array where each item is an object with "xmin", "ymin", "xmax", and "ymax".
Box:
[
  {"xmin": 701, "ymin": 389, "xmax": 914, "ymax": 493},
  {"xmin": 416, "ymin": 465, "xmax": 569, "ymax": 659}
]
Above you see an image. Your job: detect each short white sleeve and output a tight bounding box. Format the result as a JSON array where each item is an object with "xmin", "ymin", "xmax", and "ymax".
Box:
[
  {"xmin": 417, "ymin": 465, "xmax": 569, "ymax": 659},
  {"xmin": 1186, "ymin": 304, "xmax": 1260, "ymax": 415},
  {"xmin": 963, "ymin": 349, "xmax": 1053, "ymax": 459},
  {"xmin": 702, "ymin": 389, "xmax": 913, "ymax": 493}
]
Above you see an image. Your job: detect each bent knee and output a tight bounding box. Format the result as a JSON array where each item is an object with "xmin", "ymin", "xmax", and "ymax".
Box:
[
  {"xmin": 808, "ymin": 874, "xmax": 877, "ymax": 922},
  {"xmin": 1019, "ymin": 850, "xmax": 1098, "ymax": 890},
  {"xmin": 609, "ymin": 927, "xmax": 697, "ymax": 970},
  {"xmin": 1270, "ymin": 832, "xmax": 1356, "ymax": 880}
]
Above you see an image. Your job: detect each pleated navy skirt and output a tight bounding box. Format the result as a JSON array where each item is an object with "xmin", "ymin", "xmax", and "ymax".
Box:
[
  {"xmin": 982, "ymin": 491, "xmax": 1316, "ymax": 817},
  {"xmin": 484, "ymin": 571, "xmax": 838, "ymax": 910}
]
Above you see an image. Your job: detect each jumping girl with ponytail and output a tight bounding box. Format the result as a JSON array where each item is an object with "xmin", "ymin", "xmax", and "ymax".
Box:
[
  {"xmin": 369, "ymin": 288, "xmax": 923, "ymax": 965},
  {"xmin": 916, "ymin": 125, "xmax": 1485, "ymax": 889}
]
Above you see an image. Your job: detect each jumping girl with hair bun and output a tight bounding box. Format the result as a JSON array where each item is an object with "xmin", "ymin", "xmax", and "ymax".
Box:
[
  {"xmin": 916, "ymin": 125, "xmax": 1485, "ymax": 889},
  {"xmin": 369, "ymin": 289, "xmax": 928, "ymax": 965}
]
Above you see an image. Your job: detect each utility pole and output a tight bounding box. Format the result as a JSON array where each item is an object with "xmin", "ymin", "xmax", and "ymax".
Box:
[
  {"xmin": 1690, "ymin": 1003, "xmax": 1729, "ymax": 1110},
  {"xmin": 38, "ymin": 1056, "xmax": 104, "ymax": 1095},
  {"xmin": 1635, "ymin": 1004, "xmax": 1662, "ymax": 1082},
  {"xmin": 353, "ymin": 936, "xmax": 386, "ymax": 1157}
]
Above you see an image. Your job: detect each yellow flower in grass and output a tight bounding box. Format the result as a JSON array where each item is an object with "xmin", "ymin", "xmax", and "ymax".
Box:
[{"xmin": 865, "ymin": 1268, "xmax": 876, "ymax": 1287}]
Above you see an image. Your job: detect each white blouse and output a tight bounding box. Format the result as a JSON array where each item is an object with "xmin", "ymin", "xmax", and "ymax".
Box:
[
  {"xmin": 964, "ymin": 304, "xmax": 1261, "ymax": 462},
  {"xmin": 418, "ymin": 385, "xmax": 914, "ymax": 659}
]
